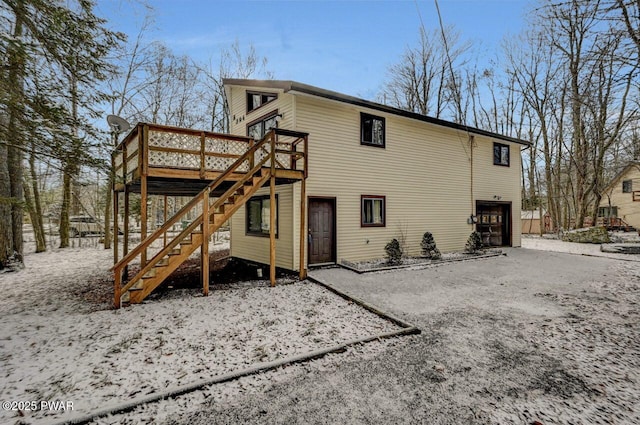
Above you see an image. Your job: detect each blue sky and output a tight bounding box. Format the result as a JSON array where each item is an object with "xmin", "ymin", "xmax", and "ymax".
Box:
[{"xmin": 99, "ymin": 0, "xmax": 532, "ymax": 100}]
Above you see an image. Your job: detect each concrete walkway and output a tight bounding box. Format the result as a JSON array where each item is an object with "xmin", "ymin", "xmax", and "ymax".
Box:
[{"xmin": 308, "ymin": 247, "xmax": 613, "ymax": 318}]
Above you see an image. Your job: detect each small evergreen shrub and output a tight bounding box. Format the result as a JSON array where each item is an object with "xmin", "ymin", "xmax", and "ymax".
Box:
[
  {"xmin": 465, "ymin": 231, "xmax": 483, "ymax": 253},
  {"xmin": 420, "ymin": 232, "xmax": 437, "ymax": 257},
  {"xmin": 421, "ymin": 232, "xmax": 442, "ymax": 260},
  {"xmin": 385, "ymin": 238, "xmax": 403, "ymax": 265}
]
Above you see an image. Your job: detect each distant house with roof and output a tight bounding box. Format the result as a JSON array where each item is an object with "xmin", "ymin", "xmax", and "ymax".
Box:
[{"xmin": 598, "ymin": 161, "xmax": 640, "ymax": 230}]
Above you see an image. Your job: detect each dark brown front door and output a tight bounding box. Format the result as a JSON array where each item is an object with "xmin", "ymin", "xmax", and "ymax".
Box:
[
  {"xmin": 308, "ymin": 198, "xmax": 336, "ymax": 265},
  {"xmin": 476, "ymin": 202, "xmax": 511, "ymax": 247}
]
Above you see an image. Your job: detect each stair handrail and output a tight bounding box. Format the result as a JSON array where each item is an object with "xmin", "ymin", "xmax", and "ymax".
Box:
[
  {"xmin": 112, "ymin": 132, "xmax": 272, "ymax": 274},
  {"xmin": 117, "ymin": 155, "xmax": 273, "ymax": 298},
  {"xmin": 115, "ymin": 132, "xmax": 279, "ymax": 301}
]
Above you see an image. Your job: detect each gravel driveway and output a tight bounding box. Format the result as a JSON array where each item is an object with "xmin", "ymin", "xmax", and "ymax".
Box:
[{"xmin": 164, "ymin": 247, "xmax": 639, "ymax": 425}]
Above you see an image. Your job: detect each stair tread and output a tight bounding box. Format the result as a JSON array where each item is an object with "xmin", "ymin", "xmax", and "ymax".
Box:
[{"xmin": 119, "ymin": 157, "xmax": 272, "ymax": 306}]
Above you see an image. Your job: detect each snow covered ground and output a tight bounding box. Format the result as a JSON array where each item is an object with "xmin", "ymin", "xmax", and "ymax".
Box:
[
  {"xmin": 0, "ymin": 242, "xmax": 401, "ymax": 424},
  {"xmin": 522, "ymin": 234, "xmax": 640, "ymax": 261},
  {"xmin": 110, "ymin": 244, "xmax": 640, "ymax": 425},
  {"xmin": 4, "ymin": 235, "xmax": 638, "ymax": 424}
]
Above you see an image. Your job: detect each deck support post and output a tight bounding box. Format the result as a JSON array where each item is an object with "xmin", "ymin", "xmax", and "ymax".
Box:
[
  {"xmin": 163, "ymin": 195, "xmax": 168, "ymax": 247},
  {"xmin": 140, "ymin": 174, "xmax": 148, "ymax": 267},
  {"xmin": 123, "ymin": 187, "xmax": 130, "ymax": 281},
  {"xmin": 269, "ymin": 132, "xmax": 276, "ymax": 287},
  {"xmin": 140, "ymin": 125, "xmax": 149, "ymax": 267},
  {"xmin": 299, "ymin": 179, "xmax": 307, "ymax": 279},
  {"xmin": 113, "ymin": 191, "xmax": 119, "ymax": 265},
  {"xmin": 114, "ymin": 266, "xmax": 121, "ymax": 308},
  {"xmin": 113, "ymin": 189, "xmax": 121, "ymax": 308},
  {"xmin": 202, "ymin": 188, "xmax": 210, "ymax": 296}
]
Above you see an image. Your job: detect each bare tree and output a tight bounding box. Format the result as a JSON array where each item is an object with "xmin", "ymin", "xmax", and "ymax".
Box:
[
  {"xmin": 201, "ymin": 40, "xmax": 272, "ymax": 133},
  {"xmin": 379, "ymin": 26, "xmax": 471, "ymax": 122},
  {"xmin": 504, "ymin": 28, "xmax": 565, "ymax": 230}
]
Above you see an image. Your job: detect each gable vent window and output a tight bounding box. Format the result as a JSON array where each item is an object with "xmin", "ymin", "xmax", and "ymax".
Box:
[
  {"xmin": 360, "ymin": 113, "xmax": 385, "ymax": 148},
  {"xmin": 247, "ymin": 91, "xmax": 277, "ymax": 113},
  {"xmin": 622, "ymin": 180, "xmax": 632, "ymax": 193},
  {"xmin": 493, "ymin": 142, "xmax": 510, "ymax": 167}
]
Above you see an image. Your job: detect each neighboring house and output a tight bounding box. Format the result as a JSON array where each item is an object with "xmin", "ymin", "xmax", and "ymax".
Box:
[
  {"xmin": 224, "ymin": 79, "xmax": 530, "ymax": 269},
  {"xmin": 521, "ymin": 209, "xmax": 552, "ymax": 234},
  {"xmin": 598, "ymin": 162, "xmax": 640, "ymax": 229}
]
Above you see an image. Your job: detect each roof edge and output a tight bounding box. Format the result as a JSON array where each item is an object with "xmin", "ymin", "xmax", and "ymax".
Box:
[
  {"xmin": 602, "ymin": 161, "xmax": 640, "ymax": 193},
  {"xmin": 223, "ymin": 78, "xmax": 532, "ymax": 146}
]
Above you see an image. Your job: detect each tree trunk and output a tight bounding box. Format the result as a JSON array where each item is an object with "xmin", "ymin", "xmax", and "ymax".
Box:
[
  {"xmin": 59, "ymin": 165, "xmax": 73, "ymax": 248},
  {"xmin": 104, "ymin": 169, "xmax": 112, "ymax": 249},
  {"xmin": 0, "ymin": 142, "xmax": 14, "ymax": 269},
  {"xmin": 8, "ymin": 138, "xmax": 24, "ymax": 263},
  {"xmin": 3, "ymin": 7, "xmax": 25, "ymax": 268},
  {"xmin": 527, "ymin": 130, "xmax": 537, "ymax": 206},
  {"xmin": 23, "ymin": 180, "xmax": 46, "ymax": 253},
  {"xmin": 60, "ymin": 63, "xmax": 80, "ymax": 248},
  {"xmin": 29, "ymin": 141, "xmax": 46, "ymax": 252}
]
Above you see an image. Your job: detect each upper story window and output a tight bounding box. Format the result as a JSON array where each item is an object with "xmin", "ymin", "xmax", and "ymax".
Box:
[
  {"xmin": 622, "ymin": 180, "xmax": 632, "ymax": 193},
  {"xmin": 247, "ymin": 112, "xmax": 278, "ymax": 140},
  {"xmin": 361, "ymin": 195, "xmax": 385, "ymax": 227},
  {"xmin": 247, "ymin": 91, "xmax": 277, "ymax": 113},
  {"xmin": 361, "ymin": 113, "xmax": 385, "ymax": 148},
  {"xmin": 493, "ymin": 142, "xmax": 510, "ymax": 167}
]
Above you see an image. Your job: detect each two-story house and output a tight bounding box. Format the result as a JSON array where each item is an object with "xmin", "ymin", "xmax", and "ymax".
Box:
[{"xmin": 224, "ymin": 79, "xmax": 530, "ymax": 270}]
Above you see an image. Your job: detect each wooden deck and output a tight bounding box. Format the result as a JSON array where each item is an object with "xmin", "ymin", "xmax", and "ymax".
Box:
[
  {"xmin": 113, "ymin": 123, "xmax": 307, "ymax": 196},
  {"xmin": 111, "ymin": 124, "xmax": 309, "ymax": 307}
]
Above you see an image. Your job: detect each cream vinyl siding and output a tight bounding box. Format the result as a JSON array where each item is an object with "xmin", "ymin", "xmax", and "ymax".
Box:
[
  {"xmin": 472, "ymin": 136, "xmax": 522, "ymax": 247},
  {"xmin": 228, "ymin": 85, "xmax": 295, "ymax": 137},
  {"xmin": 226, "ymin": 83, "xmax": 524, "ymax": 268},
  {"xmin": 599, "ymin": 166, "xmax": 640, "ymax": 229},
  {"xmin": 227, "ymin": 85, "xmax": 298, "ymax": 270},
  {"xmin": 294, "ymin": 94, "xmax": 522, "ymax": 262},
  {"xmin": 230, "ymin": 184, "xmax": 295, "ymax": 270}
]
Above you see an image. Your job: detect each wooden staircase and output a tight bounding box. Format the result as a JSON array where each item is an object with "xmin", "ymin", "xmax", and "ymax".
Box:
[{"xmin": 111, "ymin": 130, "xmax": 294, "ymax": 308}]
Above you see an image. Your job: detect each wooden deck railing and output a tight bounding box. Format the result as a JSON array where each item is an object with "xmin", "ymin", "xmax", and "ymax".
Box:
[
  {"xmin": 113, "ymin": 123, "xmax": 308, "ymax": 187},
  {"xmin": 111, "ymin": 127, "xmax": 308, "ymax": 306}
]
